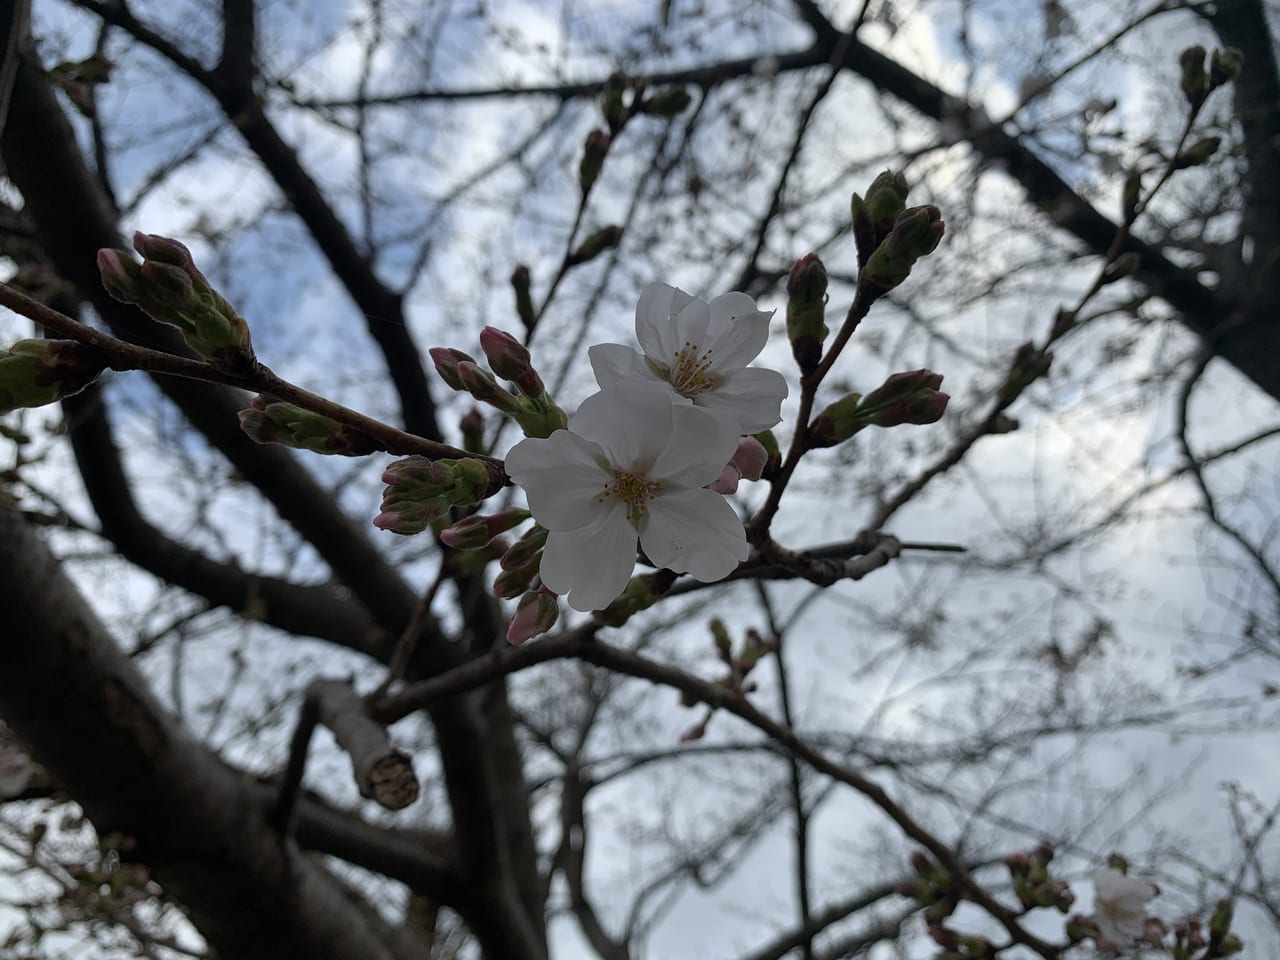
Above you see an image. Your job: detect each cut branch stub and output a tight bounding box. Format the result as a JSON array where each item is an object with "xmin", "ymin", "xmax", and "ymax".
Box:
[{"xmin": 308, "ymin": 679, "xmax": 420, "ymax": 811}]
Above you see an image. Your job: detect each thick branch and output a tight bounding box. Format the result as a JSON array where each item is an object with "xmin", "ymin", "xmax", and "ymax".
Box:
[{"xmin": 0, "ymin": 498, "xmax": 427, "ymax": 960}]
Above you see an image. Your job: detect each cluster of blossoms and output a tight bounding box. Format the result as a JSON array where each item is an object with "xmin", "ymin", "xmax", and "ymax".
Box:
[{"xmin": 503, "ymin": 283, "xmax": 787, "ymax": 614}]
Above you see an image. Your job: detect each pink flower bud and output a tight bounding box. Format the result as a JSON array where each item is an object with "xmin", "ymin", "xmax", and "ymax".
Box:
[
  {"xmin": 731, "ymin": 436, "xmax": 768, "ymax": 482},
  {"xmin": 707, "ymin": 464, "xmax": 740, "ymax": 495},
  {"xmin": 506, "ymin": 588, "xmax": 559, "ymax": 645},
  {"xmin": 479, "ymin": 326, "xmax": 544, "ymax": 396},
  {"xmin": 429, "ymin": 347, "xmax": 476, "ymax": 391}
]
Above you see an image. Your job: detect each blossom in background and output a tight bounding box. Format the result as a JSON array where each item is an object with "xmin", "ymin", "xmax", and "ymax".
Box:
[
  {"xmin": 1092, "ymin": 869, "xmax": 1159, "ymax": 945},
  {"xmin": 588, "ymin": 282, "xmax": 788, "ymax": 434},
  {"xmin": 504, "ymin": 378, "xmax": 749, "ymax": 612}
]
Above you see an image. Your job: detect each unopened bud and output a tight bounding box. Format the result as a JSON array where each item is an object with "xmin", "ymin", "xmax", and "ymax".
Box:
[
  {"xmin": 600, "ymin": 72, "xmax": 628, "ymax": 131},
  {"xmin": 1065, "ymin": 914, "xmax": 1097, "ymax": 943},
  {"xmin": 785, "ymin": 253, "xmax": 829, "ymax": 375},
  {"xmin": 1172, "ymin": 136, "xmax": 1221, "ymax": 170},
  {"xmin": 857, "ymin": 369, "xmax": 949, "ymax": 427},
  {"xmin": 480, "ymin": 326, "xmax": 544, "ymax": 396},
  {"xmin": 860, "ymin": 205, "xmax": 945, "ymax": 295},
  {"xmin": 511, "ymin": 265, "xmax": 535, "ymax": 331},
  {"xmin": 852, "ymin": 170, "xmax": 910, "ymax": 265},
  {"xmin": 460, "ymin": 406, "xmax": 485, "ymax": 451},
  {"xmin": 1209, "ymin": 899, "xmax": 1234, "ymax": 946},
  {"xmin": 752, "ymin": 430, "xmax": 781, "ymax": 478},
  {"xmin": 1122, "ymin": 170, "xmax": 1142, "ymax": 222},
  {"xmin": 643, "ymin": 87, "xmax": 692, "ymax": 117},
  {"xmin": 579, "ymin": 129, "xmax": 611, "ymax": 192},
  {"xmin": 568, "ymin": 225, "xmax": 624, "ymax": 266},
  {"xmin": 500, "ymin": 524, "xmax": 549, "ymax": 570},
  {"xmin": 429, "ymin": 347, "xmax": 477, "ymax": 391},
  {"xmin": 457, "ymin": 361, "xmax": 523, "ymax": 414},
  {"xmin": 238, "ymin": 395, "xmax": 384, "ymax": 456},
  {"xmin": 598, "ymin": 570, "xmax": 674, "ymax": 627},
  {"xmin": 1209, "ymin": 48, "xmax": 1244, "ymax": 88},
  {"xmin": 99, "ymin": 234, "xmax": 254, "ymax": 368},
  {"xmin": 732, "ymin": 436, "xmax": 768, "ymax": 482},
  {"xmin": 493, "ymin": 557, "xmax": 540, "ymax": 598},
  {"xmin": 1180, "ymin": 46, "xmax": 1208, "ymax": 104},
  {"xmin": 809, "ymin": 392, "xmax": 864, "ymax": 448},
  {"xmin": 998, "ymin": 343, "xmax": 1052, "ymax": 404},
  {"xmin": 0, "ymin": 339, "xmax": 108, "ymax": 413},
  {"xmin": 507, "ymin": 588, "xmax": 560, "ymax": 644},
  {"xmin": 440, "ymin": 508, "xmax": 531, "ymax": 550}
]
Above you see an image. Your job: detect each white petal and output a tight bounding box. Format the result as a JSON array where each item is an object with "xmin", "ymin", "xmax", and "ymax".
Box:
[
  {"xmin": 539, "ymin": 503, "xmax": 638, "ymax": 611},
  {"xmin": 636, "ymin": 283, "xmax": 697, "ymax": 362},
  {"xmin": 588, "ymin": 342, "xmax": 655, "ymax": 388},
  {"xmin": 697, "ymin": 366, "xmax": 788, "ymax": 433},
  {"xmin": 640, "ymin": 489, "xmax": 748, "ymax": 581},
  {"xmin": 669, "ymin": 297, "xmax": 713, "ymax": 364},
  {"xmin": 504, "ymin": 431, "xmax": 610, "ymax": 531},
  {"xmin": 570, "ymin": 380, "xmax": 674, "ymax": 473},
  {"xmin": 650, "ymin": 404, "xmax": 739, "ymax": 488},
  {"xmin": 705, "ymin": 307, "xmax": 773, "ymax": 370}
]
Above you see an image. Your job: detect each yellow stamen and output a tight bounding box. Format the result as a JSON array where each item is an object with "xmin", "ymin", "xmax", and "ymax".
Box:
[
  {"xmin": 669, "ymin": 340, "xmax": 718, "ymax": 397},
  {"xmin": 597, "ymin": 469, "xmax": 662, "ymax": 522}
]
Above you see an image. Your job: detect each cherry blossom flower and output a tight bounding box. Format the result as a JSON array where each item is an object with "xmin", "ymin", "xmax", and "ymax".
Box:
[
  {"xmin": 1092, "ymin": 869, "xmax": 1159, "ymax": 946},
  {"xmin": 588, "ymin": 283, "xmax": 788, "ymax": 434},
  {"xmin": 504, "ymin": 378, "xmax": 749, "ymax": 611}
]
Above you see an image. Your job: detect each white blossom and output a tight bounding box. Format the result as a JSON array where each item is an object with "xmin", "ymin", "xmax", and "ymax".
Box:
[
  {"xmin": 1092, "ymin": 869, "xmax": 1158, "ymax": 945},
  {"xmin": 504, "ymin": 378, "xmax": 749, "ymax": 611},
  {"xmin": 588, "ymin": 282, "xmax": 788, "ymax": 434}
]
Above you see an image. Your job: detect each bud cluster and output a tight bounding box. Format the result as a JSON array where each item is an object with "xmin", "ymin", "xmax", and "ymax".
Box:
[
  {"xmin": 850, "ymin": 172, "xmax": 945, "ymax": 299},
  {"xmin": 431, "ymin": 328, "xmax": 568, "ymax": 438},
  {"xmin": 1179, "ymin": 46, "xmax": 1243, "ymax": 108},
  {"xmin": 895, "ymin": 849, "xmax": 961, "ymax": 925},
  {"xmin": 238, "ymin": 395, "xmax": 384, "ymax": 456},
  {"xmin": 1006, "ymin": 844, "xmax": 1074, "ymax": 914},
  {"xmin": 785, "ymin": 253, "xmax": 829, "ymax": 375},
  {"xmin": 373, "ymin": 456, "xmax": 505, "ymax": 535},
  {"xmin": 493, "ymin": 524, "xmax": 550, "ymax": 598},
  {"xmin": 97, "ymin": 233, "xmax": 255, "ymax": 371},
  {"xmin": 809, "ymin": 369, "xmax": 949, "ymax": 448},
  {"xmin": 0, "ymin": 339, "xmax": 108, "ymax": 414}
]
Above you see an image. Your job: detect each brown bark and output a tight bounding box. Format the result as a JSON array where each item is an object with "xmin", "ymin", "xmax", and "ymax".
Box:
[{"xmin": 0, "ymin": 495, "xmax": 427, "ymax": 960}]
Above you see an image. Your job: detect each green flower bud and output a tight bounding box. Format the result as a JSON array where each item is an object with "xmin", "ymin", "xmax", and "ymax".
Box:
[
  {"xmin": 852, "ymin": 170, "xmax": 910, "ymax": 265},
  {"xmin": 998, "ymin": 343, "xmax": 1052, "ymax": 404},
  {"xmin": 860, "ymin": 205, "xmax": 945, "ymax": 295},
  {"xmin": 1209, "ymin": 899, "xmax": 1234, "ymax": 947},
  {"xmin": 98, "ymin": 234, "xmax": 254, "ymax": 370},
  {"xmin": 237, "ymin": 395, "xmax": 384, "ymax": 456},
  {"xmin": 567, "ymin": 225, "xmax": 624, "ymax": 266},
  {"xmin": 456, "ymin": 361, "xmax": 523, "ymax": 414},
  {"xmin": 857, "ymin": 369, "xmax": 949, "ymax": 427},
  {"xmin": 808, "ymin": 392, "xmax": 864, "ymax": 448},
  {"xmin": 512, "ymin": 395, "xmax": 569, "ymax": 438},
  {"xmin": 1122, "ymin": 170, "xmax": 1142, "ymax": 222},
  {"xmin": 579, "ymin": 129, "xmax": 611, "ymax": 192},
  {"xmin": 1180, "ymin": 46, "xmax": 1208, "ymax": 105},
  {"xmin": 460, "ymin": 406, "xmax": 485, "ymax": 451},
  {"xmin": 785, "ymin": 253, "xmax": 829, "ymax": 375},
  {"xmin": 500, "ymin": 524, "xmax": 549, "ymax": 570},
  {"xmin": 1210, "ymin": 48, "xmax": 1244, "ymax": 89},
  {"xmin": 1172, "ymin": 136, "xmax": 1221, "ymax": 170},
  {"xmin": 1101, "ymin": 252, "xmax": 1142, "ymax": 285},
  {"xmin": 510, "ymin": 265, "xmax": 535, "ymax": 331},
  {"xmin": 0, "ymin": 339, "xmax": 108, "ymax": 413},
  {"xmin": 643, "ymin": 87, "xmax": 692, "ymax": 117},
  {"xmin": 600, "ymin": 72, "xmax": 628, "ymax": 131},
  {"xmin": 441, "ymin": 509, "xmax": 531, "ymax": 550},
  {"xmin": 597, "ymin": 570, "xmax": 675, "ymax": 627},
  {"xmin": 493, "ymin": 556, "xmax": 540, "ymax": 599}
]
